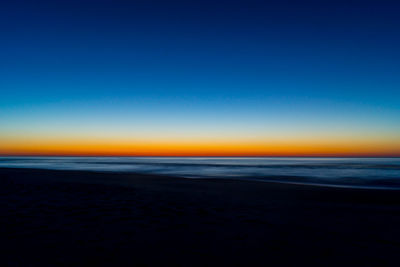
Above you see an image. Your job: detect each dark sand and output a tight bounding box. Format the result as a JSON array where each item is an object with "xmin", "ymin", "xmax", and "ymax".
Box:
[{"xmin": 1, "ymin": 168, "xmax": 400, "ymax": 266}]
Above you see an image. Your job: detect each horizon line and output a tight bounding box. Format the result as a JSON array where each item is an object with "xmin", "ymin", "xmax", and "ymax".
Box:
[{"xmin": 1, "ymin": 154, "xmax": 399, "ymax": 158}]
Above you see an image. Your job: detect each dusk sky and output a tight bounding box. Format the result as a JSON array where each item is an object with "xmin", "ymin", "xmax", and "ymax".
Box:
[{"xmin": 1, "ymin": 0, "xmax": 400, "ymax": 156}]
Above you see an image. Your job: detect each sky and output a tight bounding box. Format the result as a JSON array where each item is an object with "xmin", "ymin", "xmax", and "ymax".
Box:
[{"xmin": 1, "ymin": 0, "xmax": 400, "ymax": 156}]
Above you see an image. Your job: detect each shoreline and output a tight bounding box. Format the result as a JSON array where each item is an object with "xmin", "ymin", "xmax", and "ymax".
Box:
[
  {"xmin": 1, "ymin": 167, "xmax": 400, "ymax": 266},
  {"xmin": 1, "ymin": 166, "xmax": 400, "ymax": 191}
]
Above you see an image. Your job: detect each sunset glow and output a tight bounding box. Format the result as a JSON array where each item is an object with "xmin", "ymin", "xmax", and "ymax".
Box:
[
  {"xmin": 1, "ymin": 0, "xmax": 399, "ymax": 157},
  {"xmin": 1, "ymin": 133, "xmax": 399, "ymax": 157}
]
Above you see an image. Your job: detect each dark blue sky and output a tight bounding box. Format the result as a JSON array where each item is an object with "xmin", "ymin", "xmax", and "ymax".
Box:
[{"xmin": 1, "ymin": 0, "xmax": 400, "ymax": 155}]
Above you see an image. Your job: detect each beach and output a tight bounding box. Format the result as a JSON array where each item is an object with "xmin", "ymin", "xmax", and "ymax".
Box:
[{"xmin": 1, "ymin": 168, "xmax": 400, "ymax": 266}]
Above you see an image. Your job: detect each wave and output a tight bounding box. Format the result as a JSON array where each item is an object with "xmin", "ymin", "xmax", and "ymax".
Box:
[
  {"xmin": 1, "ymin": 157, "xmax": 399, "ymax": 189},
  {"xmin": 1, "ymin": 157, "xmax": 399, "ymax": 169}
]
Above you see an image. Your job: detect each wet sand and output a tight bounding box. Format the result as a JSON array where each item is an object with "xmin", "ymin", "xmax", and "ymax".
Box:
[{"xmin": 1, "ymin": 168, "xmax": 400, "ymax": 266}]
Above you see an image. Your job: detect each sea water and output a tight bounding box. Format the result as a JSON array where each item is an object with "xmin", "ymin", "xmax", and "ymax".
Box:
[{"xmin": 1, "ymin": 157, "xmax": 399, "ymax": 189}]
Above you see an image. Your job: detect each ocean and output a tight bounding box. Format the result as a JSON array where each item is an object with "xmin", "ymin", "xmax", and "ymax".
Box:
[{"xmin": 1, "ymin": 157, "xmax": 399, "ymax": 189}]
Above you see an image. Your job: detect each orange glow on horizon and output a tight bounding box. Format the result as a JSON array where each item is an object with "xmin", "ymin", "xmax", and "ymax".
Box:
[{"xmin": 1, "ymin": 134, "xmax": 399, "ymax": 157}]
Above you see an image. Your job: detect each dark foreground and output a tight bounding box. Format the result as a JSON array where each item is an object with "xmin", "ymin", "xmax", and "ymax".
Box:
[{"xmin": 1, "ymin": 168, "xmax": 400, "ymax": 266}]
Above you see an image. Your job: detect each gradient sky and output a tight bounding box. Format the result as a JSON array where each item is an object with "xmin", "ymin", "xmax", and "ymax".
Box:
[{"xmin": 1, "ymin": 0, "xmax": 400, "ymax": 156}]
